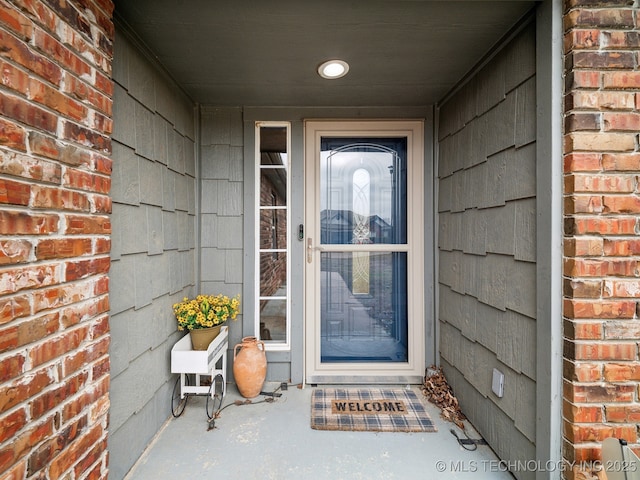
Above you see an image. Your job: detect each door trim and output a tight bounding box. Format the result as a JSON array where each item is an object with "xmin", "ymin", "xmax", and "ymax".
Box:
[{"xmin": 304, "ymin": 120, "xmax": 425, "ymax": 384}]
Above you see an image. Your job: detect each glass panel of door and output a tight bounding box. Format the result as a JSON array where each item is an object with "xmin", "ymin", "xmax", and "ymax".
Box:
[{"xmin": 319, "ymin": 137, "xmax": 408, "ymax": 363}]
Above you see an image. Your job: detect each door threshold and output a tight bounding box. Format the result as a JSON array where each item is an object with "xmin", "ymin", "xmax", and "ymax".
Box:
[{"xmin": 306, "ymin": 375, "xmax": 424, "ymax": 385}]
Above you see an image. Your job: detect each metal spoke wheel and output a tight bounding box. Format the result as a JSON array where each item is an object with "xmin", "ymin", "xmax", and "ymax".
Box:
[
  {"xmin": 206, "ymin": 374, "xmax": 225, "ymax": 419},
  {"xmin": 171, "ymin": 374, "xmax": 190, "ymax": 417}
]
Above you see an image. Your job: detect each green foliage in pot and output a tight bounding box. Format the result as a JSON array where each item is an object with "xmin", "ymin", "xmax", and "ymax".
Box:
[{"xmin": 173, "ymin": 294, "xmax": 240, "ymax": 331}]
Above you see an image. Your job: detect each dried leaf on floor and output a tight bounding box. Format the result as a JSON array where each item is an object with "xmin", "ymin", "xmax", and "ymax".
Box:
[{"xmin": 422, "ymin": 365, "xmax": 466, "ymax": 430}]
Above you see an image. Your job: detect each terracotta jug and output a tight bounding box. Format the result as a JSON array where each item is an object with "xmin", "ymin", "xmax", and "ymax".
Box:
[{"xmin": 233, "ymin": 336, "xmax": 267, "ymax": 398}]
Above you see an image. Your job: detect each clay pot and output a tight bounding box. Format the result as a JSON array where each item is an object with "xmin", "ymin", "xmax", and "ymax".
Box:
[{"xmin": 233, "ymin": 336, "xmax": 267, "ymax": 398}]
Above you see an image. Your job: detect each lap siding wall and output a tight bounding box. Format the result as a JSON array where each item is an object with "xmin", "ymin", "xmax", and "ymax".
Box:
[
  {"xmin": 437, "ymin": 22, "xmax": 538, "ymax": 480},
  {"xmin": 108, "ymin": 27, "xmax": 198, "ymax": 479}
]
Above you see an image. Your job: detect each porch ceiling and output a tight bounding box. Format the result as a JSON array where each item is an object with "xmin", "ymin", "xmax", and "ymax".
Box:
[{"xmin": 113, "ymin": 1, "xmax": 535, "ymax": 107}]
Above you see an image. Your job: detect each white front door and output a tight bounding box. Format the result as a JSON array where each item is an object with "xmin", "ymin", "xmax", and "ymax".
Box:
[{"xmin": 304, "ymin": 120, "xmax": 425, "ymax": 383}]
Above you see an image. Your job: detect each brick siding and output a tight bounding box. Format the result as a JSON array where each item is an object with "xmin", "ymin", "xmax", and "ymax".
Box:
[
  {"xmin": 563, "ymin": 1, "xmax": 640, "ymax": 477},
  {"xmin": 0, "ymin": 1, "xmax": 113, "ymax": 479},
  {"xmin": 259, "ymin": 174, "xmax": 287, "ymax": 302}
]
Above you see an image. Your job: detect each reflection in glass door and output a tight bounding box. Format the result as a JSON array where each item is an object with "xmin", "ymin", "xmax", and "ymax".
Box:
[
  {"xmin": 305, "ymin": 121, "xmax": 425, "ymax": 382},
  {"xmin": 320, "ymin": 138, "xmax": 408, "ymax": 363}
]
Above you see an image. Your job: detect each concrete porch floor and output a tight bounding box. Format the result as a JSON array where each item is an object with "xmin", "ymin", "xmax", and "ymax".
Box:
[{"xmin": 124, "ymin": 382, "xmax": 514, "ymax": 479}]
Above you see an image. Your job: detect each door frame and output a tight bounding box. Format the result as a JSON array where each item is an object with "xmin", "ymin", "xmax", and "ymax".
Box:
[{"xmin": 303, "ymin": 119, "xmax": 426, "ymax": 384}]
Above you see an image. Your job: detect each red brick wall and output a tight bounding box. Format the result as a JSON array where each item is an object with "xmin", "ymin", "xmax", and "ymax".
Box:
[
  {"xmin": 0, "ymin": 1, "xmax": 113, "ymax": 478},
  {"xmin": 563, "ymin": 0, "xmax": 640, "ymax": 476},
  {"xmin": 259, "ymin": 174, "xmax": 287, "ymax": 301}
]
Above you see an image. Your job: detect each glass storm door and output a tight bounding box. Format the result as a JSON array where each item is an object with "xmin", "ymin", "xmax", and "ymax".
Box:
[{"xmin": 304, "ymin": 121, "xmax": 425, "ymax": 383}]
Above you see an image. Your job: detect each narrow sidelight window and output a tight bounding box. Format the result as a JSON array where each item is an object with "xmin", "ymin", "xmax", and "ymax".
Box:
[{"xmin": 255, "ymin": 123, "xmax": 290, "ymax": 348}]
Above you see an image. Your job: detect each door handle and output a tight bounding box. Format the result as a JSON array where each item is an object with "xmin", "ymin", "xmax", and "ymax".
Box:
[{"xmin": 307, "ymin": 238, "xmax": 323, "ymax": 263}]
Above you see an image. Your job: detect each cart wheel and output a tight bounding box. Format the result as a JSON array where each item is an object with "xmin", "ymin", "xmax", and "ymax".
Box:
[
  {"xmin": 171, "ymin": 375, "xmax": 190, "ymax": 417},
  {"xmin": 206, "ymin": 374, "xmax": 225, "ymax": 419}
]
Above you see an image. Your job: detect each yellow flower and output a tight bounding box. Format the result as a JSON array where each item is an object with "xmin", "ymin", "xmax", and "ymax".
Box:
[{"xmin": 172, "ymin": 293, "xmax": 241, "ymax": 330}]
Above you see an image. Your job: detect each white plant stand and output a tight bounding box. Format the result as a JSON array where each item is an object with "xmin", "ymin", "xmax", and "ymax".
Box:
[{"xmin": 170, "ymin": 326, "xmax": 228, "ymax": 417}]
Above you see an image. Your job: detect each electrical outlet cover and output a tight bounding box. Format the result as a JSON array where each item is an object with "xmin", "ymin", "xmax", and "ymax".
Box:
[{"xmin": 492, "ymin": 368, "xmax": 504, "ymax": 398}]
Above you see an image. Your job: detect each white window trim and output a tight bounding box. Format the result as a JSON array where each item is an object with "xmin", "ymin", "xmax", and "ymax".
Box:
[{"xmin": 254, "ymin": 121, "xmax": 292, "ymax": 351}]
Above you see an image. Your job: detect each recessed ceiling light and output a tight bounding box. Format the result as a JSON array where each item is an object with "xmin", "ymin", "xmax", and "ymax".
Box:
[{"xmin": 317, "ymin": 60, "xmax": 349, "ymax": 79}]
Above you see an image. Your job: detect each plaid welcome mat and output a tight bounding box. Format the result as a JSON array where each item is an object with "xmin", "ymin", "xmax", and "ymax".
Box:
[{"xmin": 310, "ymin": 388, "xmax": 437, "ymax": 432}]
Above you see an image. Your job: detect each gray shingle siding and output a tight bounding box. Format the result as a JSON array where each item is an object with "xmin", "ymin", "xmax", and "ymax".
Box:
[{"xmin": 437, "ymin": 22, "xmax": 537, "ymax": 479}]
